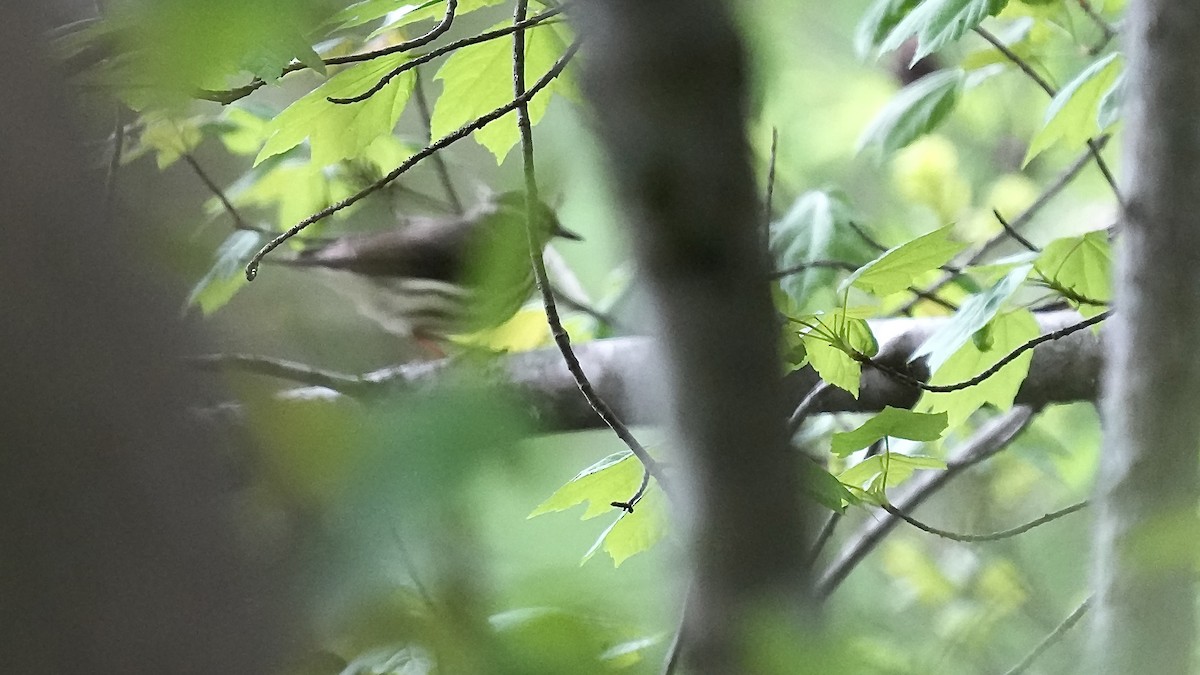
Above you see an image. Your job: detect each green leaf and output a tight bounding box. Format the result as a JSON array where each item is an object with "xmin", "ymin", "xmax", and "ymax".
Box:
[
  {"xmin": 186, "ymin": 230, "xmax": 263, "ymax": 315},
  {"xmin": 529, "ymin": 452, "xmax": 643, "ymax": 520},
  {"xmin": 917, "ymin": 309, "xmax": 1040, "ymax": 426},
  {"xmin": 1024, "ymin": 52, "xmax": 1122, "ymax": 165},
  {"xmin": 1096, "ymin": 70, "xmax": 1125, "ymax": 130},
  {"xmin": 844, "ymin": 225, "xmax": 967, "ymax": 297},
  {"xmin": 857, "ymin": 69, "xmax": 964, "ymax": 157},
  {"xmin": 879, "ymin": 0, "xmax": 1011, "ymax": 63},
  {"xmin": 255, "ymin": 53, "xmax": 416, "ymax": 167},
  {"xmin": 855, "ymin": 0, "xmax": 922, "ymax": 58},
  {"xmin": 332, "ymin": 0, "xmax": 439, "ymax": 30},
  {"xmin": 582, "ymin": 487, "xmax": 666, "ymax": 567},
  {"xmin": 769, "ymin": 191, "xmax": 876, "ymax": 313},
  {"xmin": 1034, "ymin": 230, "xmax": 1111, "ymax": 316},
  {"xmin": 431, "ymin": 21, "xmax": 574, "ymax": 163},
  {"xmin": 803, "ymin": 336, "xmax": 862, "ymax": 398},
  {"xmin": 831, "ymin": 406, "xmax": 948, "ymax": 457},
  {"xmin": 839, "ymin": 453, "xmax": 947, "ymax": 500},
  {"xmin": 910, "ymin": 264, "xmax": 1032, "ymax": 374},
  {"xmin": 800, "ymin": 463, "xmax": 859, "ymax": 512}
]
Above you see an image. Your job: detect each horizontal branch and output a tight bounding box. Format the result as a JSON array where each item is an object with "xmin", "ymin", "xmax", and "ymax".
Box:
[{"xmin": 212, "ymin": 310, "xmax": 1102, "ymax": 431}]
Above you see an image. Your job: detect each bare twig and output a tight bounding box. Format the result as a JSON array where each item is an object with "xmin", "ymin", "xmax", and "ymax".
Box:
[
  {"xmin": 764, "ymin": 127, "xmax": 778, "ymax": 231},
  {"xmin": 848, "ymin": 220, "xmax": 889, "ymax": 253},
  {"xmin": 1003, "ymin": 596, "xmax": 1091, "ymax": 675},
  {"xmin": 413, "ymin": 69, "xmax": 463, "ymax": 214},
  {"xmin": 1076, "ymin": 0, "xmax": 1118, "ymax": 53},
  {"xmin": 993, "ymin": 209, "xmax": 1040, "ymax": 253},
  {"xmin": 883, "ymin": 499, "xmax": 1088, "ymax": 542},
  {"xmin": 859, "ymin": 311, "xmax": 1110, "ymax": 394},
  {"xmin": 181, "ymin": 153, "xmax": 273, "ymax": 236},
  {"xmin": 787, "ymin": 381, "xmax": 831, "ymax": 435},
  {"xmin": 771, "ymin": 260, "xmax": 958, "ymax": 311},
  {"xmin": 245, "ymin": 40, "xmax": 581, "ymax": 280},
  {"xmin": 817, "ymin": 406, "xmax": 1036, "ymax": 598},
  {"xmin": 103, "ymin": 107, "xmax": 127, "ymax": 217},
  {"xmin": 188, "ymin": 353, "xmax": 372, "ymax": 396},
  {"xmin": 511, "ymin": 6, "xmax": 665, "ymax": 506}
]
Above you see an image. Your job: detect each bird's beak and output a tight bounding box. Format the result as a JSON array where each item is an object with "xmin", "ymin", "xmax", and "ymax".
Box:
[{"xmin": 553, "ymin": 221, "xmax": 584, "ymax": 241}]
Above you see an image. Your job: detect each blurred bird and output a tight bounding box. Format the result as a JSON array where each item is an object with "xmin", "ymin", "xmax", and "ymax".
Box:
[{"xmin": 276, "ymin": 191, "xmax": 580, "ymax": 346}]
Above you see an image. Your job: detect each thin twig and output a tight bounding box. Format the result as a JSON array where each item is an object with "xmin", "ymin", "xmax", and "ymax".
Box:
[
  {"xmin": 805, "ymin": 509, "xmax": 843, "ymax": 570},
  {"xmin": 1003, "ymin": 596, "xmax": 1092, "ymax": 675},
  {"xmin": 199, "ymin": 3, "xmax": 567, "ymax": 105},
  {"xmin": 1076, "ymin": 0, "xmax": 1118, "ymax": 53},
  {"xmin": 104, "ymin": 107, "xmax": 127, "ymax": 218},
  {"xmin": 327, "ymin": 6, "xmax": 568, "ymax": 105},
  {"xmin": 859, "ymin": 311, "xmax": 1110, "ymax": 393},
  {"xmin": 245, "ymin": 40, "xmax": 581, "ymax": 280},
  {"xmin": 993, "ymin": 209, "xmax": 1040, "ymax": 253},
  {"xmin": 883, "ymin": 499, "xmax": 1088, "ymax": 542},
  {"xmin": 413, "ymin": 69, "xmax": 463, "ymax": 214},
  {"xmin": 511, "ymin": 8, "xmax": 666, "ymax": 505},
  {"xmin": 787, "ymin": 381, "xmax": 831, "ymax": 435},
  {"xmin": 188, "ymin": 353, "xmax": 372, "ymax": 396},
  {"xmin": 848, "ymin": 220, "xmax": 889, "ymax": 253},
  {"xmin": 552, "ymin": 286, "xmax": 625, "ymax": 332},
  {"xmin": 973, "ymin": 26, "xmax": 1122, "ymax": 203},
  {"xmin": 764, "ymin": 127, "xmax": 778, "ymax": 231},
  {"xmin": 770, "ymin": 260, "xmax": 958, "ymax": 311},
  {"xmin": 181, "ymin": 153, "xmax": 273, "ymax": 235}
]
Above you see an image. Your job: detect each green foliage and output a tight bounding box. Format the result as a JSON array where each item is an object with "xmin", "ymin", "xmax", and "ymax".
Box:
[
  {"xmin": 831, "ymin": 406, "xmax": 949, "ymax": 457},
  {"xmin": 858, "ymin": 69, "xmax": 965, "ymax": 157},
  {"xmin": 770, "ymin": 191, "xmax": 877, "ymax": 312},
  {"xmin": 911, "ymin": 264, "xmax": 1032, "ymax": 374},
  {"xmin": 431, "ymin": 21, "xmax": 575, "ymax": 163},
  {"xmin": 844, "ymin": 225, "xmax": 967, "ymax": 297},
  {"xmin": 1034, "ymin": 230, "xmax": 1111, "ymax": 316},
  {"xmin": 839, "ymin": 452, "xmax": 947, "ymax": 503},
  {"xmin": 255, "ymin": 55, "xmax": 416, "ymax": 167},
  {"xmin": 1024, "ymin": 52, "xmax": 1123, "ymax": 165},
  {"xmin": 876, "ymin": 0, "xmax": 1011, "ymax": 63},
  {"xmin": 795, "ymin": 310, "xmax": 879, "ymax": 397},
  {"xmin": 187, "ymin": 230, "xmax": 263, "ymax": 315},
  {"xmin": 918, "ymin": 309, "xmax": 1040, "ymax": 426}
]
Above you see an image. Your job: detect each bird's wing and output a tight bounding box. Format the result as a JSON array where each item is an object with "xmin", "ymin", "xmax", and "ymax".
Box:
[{"xmin": 287, "ymin": 214, "xmax": 476, "ymax": 281}]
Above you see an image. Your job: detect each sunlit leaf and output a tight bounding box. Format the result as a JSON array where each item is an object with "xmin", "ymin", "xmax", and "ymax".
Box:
[
  {"xmin": 917, "ymin": 308, "xmax": 1040, "ymax": 426},
  {"xmin": 255, "ymin": 54, "xmax": 416, "ymax": 167},
  {"xmin": 1024, "ymin": 52, "xmax": 1122, "ymax": 165},
  {"xmin": 801, "ymin": 326, "xmax": 863, "ymax": 398},
  {"xmin": 858, "ymin": 69, "xmax": 964, "ymax": 157},
  {"xmin": 831, "ymin": 407, "xmax": 949, "ymax": 457},
  {"xmin": 431, "ymin": 21, "xmax": 574, "ymax": 163},
  {"xmin": 839, "ymin": 453, "xmax": 947, "ymax": 500},
  {"xmin": 844, "ymin": 225, "xmax": 967, "ymax": 297},
  {"xmin": 1034, "ymin": 230, "xmax": 1111, "ymax": 317},
  {"xmin": 582, "ymin": 487, "xmax": 666, "ymax": 567},
  {"xmin": 878, "ymin": 0, "xmax": 1011, "ymax": 63},
  {"xmin": 910, "ymin": 264, "xmax": 1032, "ymax": 374},
  {"xmin": 529, "ymin": 452, "xmax": 643, "ymax": 520},
  {"xmin": 801, "ymin": 463, "xmax": 860, "ymax": 512}
]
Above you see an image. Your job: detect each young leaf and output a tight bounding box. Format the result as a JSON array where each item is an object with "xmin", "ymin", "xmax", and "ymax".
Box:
[
  {"xmin": 770, "ymin": 190, "xmax": 876, "ymax": 313},
  {"xmin": 831, "ymin": 406, "xmax": 949, "ymax": 457},
  {"xmin": 187, "ymin": 230, "xmax": 263, "ymax": 315},
  {"xmin": 802, "ymin": 336, "xmax": 862, "ymax": 398},
  {"xmin": 1034, "ymin": 230, "xmax": 1111, "ymax": 317},
  {"xmin": 917, "ymin": 308, "xmax": 1040, "ymax": 426},
  {"xmin": 582, "ymin": 487, "xmax": 666, "ymax": 567},
  {"xmin": 878, "ymin": 0, "xmax": 1011, "ymax": 63},
  {"xmin": 529, "ymin": 452, "xmax": 643, "ymax": 520},
  {"xmin": 839, "ymin": 453, "xmax": 947, "ymax": 500},
  {"xmin": 431, "ymin": 21, "xmax": 574, "ymax": 163},
  {"xmin": 855, "ymin": 0, "xmax": 922, "ymax": 58},
  {"xmin": 255, "ymin": 53, "xmax": 416, "ymax": 167},
  {"xmin": 843, "ymin": 225, "xmax": 968, "ymax": 297},
  {"xmin": 910, "ymin": 264, "xmax": 1032, "ymax": 374},
  {"xmin": 858, "ymin": 69, "xmax": 965, "ymax": 157},
  {"xmin": 1024, "ymin": 52, "xmax": 1122, "ymax": 165}
]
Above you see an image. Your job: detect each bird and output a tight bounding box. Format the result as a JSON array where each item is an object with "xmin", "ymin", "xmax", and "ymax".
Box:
[{"xmin": 275, "ymin": 191, "xmax": 581, "ymax": 347}]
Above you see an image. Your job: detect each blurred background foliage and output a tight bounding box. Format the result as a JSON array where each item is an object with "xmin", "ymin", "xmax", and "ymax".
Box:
[{"xmin": 58, "ymin": 0, "xmax": 1122, "ymax": 671}]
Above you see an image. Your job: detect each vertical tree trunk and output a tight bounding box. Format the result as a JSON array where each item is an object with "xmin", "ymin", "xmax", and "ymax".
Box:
[
  {"xmin": 576, "ymin": 2, "xmax": 815, "ymax": 672},
  {"xmin": 1092, "ymin": 1, "xmax": 1200, "ymax": 672}
]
